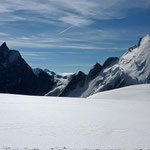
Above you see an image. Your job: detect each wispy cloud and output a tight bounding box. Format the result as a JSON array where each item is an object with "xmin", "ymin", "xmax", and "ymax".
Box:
[
  {"xmin": 0, "ymin": 34, "xmax": 128, "ymax": 51},
  {"xmin": 0, "ymin": 27, "xmax": 144, "ymax": 51},
  {"xmin": 59, "ymin": 13, "xmax": 93, "ymax": 26},
  {"xmin": 0, "ymin": 0, "xmax": 149, "ymax": 73},
  {"xmin": 20, "ymin": 51, "xmax": 50, "ymax": 60},
  {"xmin": 59, "ymin": 45, "xmax": 127, "ymax": 50},
  {"xmin": 0, "ymin": 32, "xmax": 9, "ymax": 36},
  {"xmin": 0, "ymin": 0, "xmax": 149, "ymax": 52},
  {"xmin": 0, "ymin": 0, "xmax": 150, "ymax": 26}
]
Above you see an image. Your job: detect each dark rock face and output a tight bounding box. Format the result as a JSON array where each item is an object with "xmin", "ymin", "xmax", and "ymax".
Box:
[
  {"xmin": 88, "ymin": 62, "xmax": 103, "ymax": 80},
  {"xmin": 128, "ymin": 45, "xmax": 137, "ymax": 52},
  {"xmin": 33, "ymin": 68, "xmax": 56, "ymax": 95},
  {"xmin": 103, "ymin": 57, "xmax": 119, "ymax": 68},
  {"xmin": 138, "ymin": 38, "xmax": 143, "ymax": 47},
  {"xmin": 0, "ymin": 42, "xmax": 55, "ymax": 95},
  {"xmin": 60, "ymin": 71, "xmax": 87, "ymax": 97}
]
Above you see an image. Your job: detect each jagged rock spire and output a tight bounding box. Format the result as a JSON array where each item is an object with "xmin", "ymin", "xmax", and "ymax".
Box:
[{"xmin": 0, "ymin": 42, "xmax": 9, "ymax": 51}]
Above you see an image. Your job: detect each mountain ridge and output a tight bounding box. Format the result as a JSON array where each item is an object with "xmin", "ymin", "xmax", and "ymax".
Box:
[
  {"xmin": 0, "ymin": 35, "xmax": 150, "ymax": 97},
  {"xmin": 55, "ymin": 34, "xmax": 150, "ymax": 97}
]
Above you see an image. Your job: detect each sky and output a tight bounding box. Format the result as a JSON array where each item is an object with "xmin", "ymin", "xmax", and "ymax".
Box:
[{"xmin": 0, "ymin": 0, "xmax": 150, "ymax": 73}]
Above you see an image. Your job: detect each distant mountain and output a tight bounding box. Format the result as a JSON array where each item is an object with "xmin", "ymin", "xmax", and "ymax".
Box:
[
  {"xmin": 49, "ymin": 34, "xmax": 150, "ymax": 97},
  {"xmin": 43, "ymin": 69, "xmax": 74, "ymax": 96},
  {"xmin": 1, "ymin": 34, "xmax": 150, "ymax": 97}
]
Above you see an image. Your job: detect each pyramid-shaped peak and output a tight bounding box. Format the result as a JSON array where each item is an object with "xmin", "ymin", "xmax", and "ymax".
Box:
[
  {"xmin": 94, "ymin": 62, "xmax": 102, "ymax": 67},
  {"xmin": 0, "ymin": 42, "xmax": 9, "ymax": 51},
  {"xmin": 77, "ymin": 71, "xmax": 86, "ymax": 76},
  {"xmin": 90, "ymin": 62, "xmax": 102, "ymax": 71}
]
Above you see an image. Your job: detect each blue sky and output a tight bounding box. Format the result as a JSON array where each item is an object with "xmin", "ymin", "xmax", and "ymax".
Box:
[{"xmin": 0, "ymin": 0, "xmax": 150, "ymax": 73}]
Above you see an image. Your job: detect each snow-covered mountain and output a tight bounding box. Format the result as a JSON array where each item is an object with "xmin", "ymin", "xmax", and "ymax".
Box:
[
  {"xmin": 56, "ymin": 34, "xmax": 150, "ymax": 97},
  {"xmin": 0, "ymin": 34, "xmax": 150, "ymax": 97},
  {"xmin": 43, "ymin": 69, "xmax": 74, "ymax": 96},
  {"xmin": 0, "ymin": 84, "xmax": 150, "ymax": 149}
]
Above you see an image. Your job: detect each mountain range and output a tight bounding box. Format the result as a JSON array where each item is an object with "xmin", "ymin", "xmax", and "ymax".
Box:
[{"xmin": 0, "ymin": 34, "xmax": 150, "ymax": 97}]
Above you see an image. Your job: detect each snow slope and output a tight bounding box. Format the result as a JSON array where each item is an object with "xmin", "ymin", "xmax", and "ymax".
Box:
[
  {"xmin": 0, "ymin": 84, "xmax": 150, "ymax": 150},
  {"xmin": 119, "ymin": 35, "xmax": 150, "ymax": 82},
  {"xmin": 88, "ymin": 84, "xmax": 150, "ymax": 100},
  {"xmin": 45, "ymin": 71, "xmax": 74, "ymax": 96}
]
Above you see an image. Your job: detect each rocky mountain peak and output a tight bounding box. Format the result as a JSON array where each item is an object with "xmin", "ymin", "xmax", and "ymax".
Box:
[
  {"xmin": 0, "ymin": 42, "xmax": 55, "ymax": 96},
  {"xmin": 88, "ymin": 62, "xmax": 103, "ymax": 80},
  {"xmin": 77, "ymin": 71, "xmax": 86, "ymax": 76},
  {"xmin": 93, "ymin": 62, "xmax": 102, "ymax": 69},
  {"xmin": 0, "ymin": 42, "xmax": 9, "ymax": 51},
  {"xmin": 103, "ymin": 57, "xmax": 119, "ymax": 68}
]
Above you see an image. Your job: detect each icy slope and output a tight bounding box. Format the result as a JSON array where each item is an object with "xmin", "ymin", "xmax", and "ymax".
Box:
[
  {"xmin": 88, "ymin": 84, "xmax": 150, "ymax": 100},
  {"xmin": 119, "ymin": 34, "xmax": 150, "ymax": 81},
  {"xmin": 0, "ymin": 84, "xmax": 150, "ymax": 149}
]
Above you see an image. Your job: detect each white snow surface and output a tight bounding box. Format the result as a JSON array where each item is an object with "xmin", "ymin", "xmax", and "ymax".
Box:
[
  {"xmin": 0, "ymin": 84, "xmax": 150, "ymax": 150},
  {"xmin": 119, "ymin": 34, "xmax": 150, "ymax": 81},
  {"xmin": 88, "ymin": 84, "xmax": 150, "ymax": 100}
]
